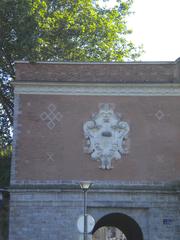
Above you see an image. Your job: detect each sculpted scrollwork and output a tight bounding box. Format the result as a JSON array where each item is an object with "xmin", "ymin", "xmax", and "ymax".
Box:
[{"xmin": 83, "ymin": 103, "xmax": 130, "ymax": 170}]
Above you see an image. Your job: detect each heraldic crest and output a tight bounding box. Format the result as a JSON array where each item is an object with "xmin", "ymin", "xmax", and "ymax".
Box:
[{"xmin": 83, "ymin": 103, "xmax": 130, "ymax": 170}]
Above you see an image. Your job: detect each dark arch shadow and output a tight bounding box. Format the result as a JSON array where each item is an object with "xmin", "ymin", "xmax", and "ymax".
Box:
[{"xmin": 92, "ymin": 213, "xmax": 143, "ymax": 240}]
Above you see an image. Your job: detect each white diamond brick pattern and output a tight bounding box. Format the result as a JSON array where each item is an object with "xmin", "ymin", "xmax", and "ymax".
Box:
[
  {"xmin": 40, "ymin": 104, "xmax": 63, "ymax": 129},
  {"xmin": 155, "ymin": 110, "xmax": 165, "ymax": 120}
]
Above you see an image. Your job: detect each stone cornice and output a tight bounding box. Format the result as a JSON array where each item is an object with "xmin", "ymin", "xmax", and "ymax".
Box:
[
  {"xmin": 9, "ymin": 180, "xmax": 180, "ymax": 191},
  {"xmin": 14, "ymin": 82, "xmax": 180, "ymax": 96}
]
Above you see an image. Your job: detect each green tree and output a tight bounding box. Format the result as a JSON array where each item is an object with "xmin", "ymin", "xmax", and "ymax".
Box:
[
  {"xmin": 0, "ymin": 0, "xmax": 143, "ymax": 150},
  {"xmin": 0, "ymin": 147, "xmax": 11, "ymax": 240},
  {"xmin": 0, "ymin": 0, "xmax": 41, "ymax": 149}
]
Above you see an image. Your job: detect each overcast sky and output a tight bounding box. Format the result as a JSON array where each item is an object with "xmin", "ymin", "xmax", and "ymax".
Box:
[{"xmin": 104, "ymin": 0, "xmax": 180, "ymax": 61}]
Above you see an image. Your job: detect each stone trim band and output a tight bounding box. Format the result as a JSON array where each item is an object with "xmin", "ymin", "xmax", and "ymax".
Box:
[{"xmin": 14, "ymin": 82, "xmax": 180, "ymax": 96}]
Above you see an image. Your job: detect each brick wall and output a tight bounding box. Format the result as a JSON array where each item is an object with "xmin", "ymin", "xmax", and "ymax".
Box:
[
  {"xmin": 15, "ymin": 60, "xmax": 180, "ymax": 83},
  {"xmin": 9, "ymin": 61, "xmax": 180, "ymax": 240}
]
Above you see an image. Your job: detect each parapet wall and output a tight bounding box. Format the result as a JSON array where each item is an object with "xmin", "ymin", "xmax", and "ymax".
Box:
[{"xmin": 15, "ymin": 60, "xmax": 180, "ymax": 83}]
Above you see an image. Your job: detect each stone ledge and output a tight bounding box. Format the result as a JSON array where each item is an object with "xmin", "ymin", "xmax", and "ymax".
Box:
[{"xmin": 9, "ymin": 180, "xmax": 180, "ymax": 192}]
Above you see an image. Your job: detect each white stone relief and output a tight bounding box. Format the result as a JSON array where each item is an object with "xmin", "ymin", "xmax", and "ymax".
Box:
[
  {"xmin": 83, "ymin": 103, "xmax": 130, "ymax": 170},
  {"xmin": 40, "ymin": 104, "xmax": 63, "ymax": 130}
]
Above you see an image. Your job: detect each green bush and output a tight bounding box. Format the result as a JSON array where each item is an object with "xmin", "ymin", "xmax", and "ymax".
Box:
[
  {"xmin": 0, "ymin": 145, "xmax": 11, "ymax": 188},
  {"xmin": 0, "ymin": 146, "xmax": 11, "ymax": 240}
]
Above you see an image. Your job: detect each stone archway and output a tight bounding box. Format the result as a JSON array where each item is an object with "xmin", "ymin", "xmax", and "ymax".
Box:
[{"xmin": 92, "ymin": 213, "xmax": 144, "ymax": 240}]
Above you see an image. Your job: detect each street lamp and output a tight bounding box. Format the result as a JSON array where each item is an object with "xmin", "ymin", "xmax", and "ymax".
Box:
[{"xmin": 80, "ymin": 181, "xmax": 92, "ymax": 240}]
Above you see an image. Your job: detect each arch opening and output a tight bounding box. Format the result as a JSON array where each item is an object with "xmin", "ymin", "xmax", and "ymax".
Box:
[
  {"xmin": 93, "ymin": 226, "xmax": 127, "ymax": 240},
  {"xmin": 92, "ymin": 213, "xmax": 143, "ymax": 240}
]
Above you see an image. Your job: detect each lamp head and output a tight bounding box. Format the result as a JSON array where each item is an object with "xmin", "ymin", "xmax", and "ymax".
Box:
[{"xmin": 80, "ymin": 181, "xmax": 92, "ymax": 191}]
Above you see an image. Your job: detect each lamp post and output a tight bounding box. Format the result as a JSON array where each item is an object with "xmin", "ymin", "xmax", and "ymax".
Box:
[{"xmin": 80, "ymin": 181, "xmax": 92, "ymax": 240}]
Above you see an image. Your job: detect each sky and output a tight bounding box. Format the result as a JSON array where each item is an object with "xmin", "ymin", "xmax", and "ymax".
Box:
[{"xmin": 103, "ymin": 0, "xmax": 180, "ymax": 61}]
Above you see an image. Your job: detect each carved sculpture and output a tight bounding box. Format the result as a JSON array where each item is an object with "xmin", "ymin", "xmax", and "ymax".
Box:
[{"xmin": 83, "ymin": 104, "xmax": 130, "ymax": 170}]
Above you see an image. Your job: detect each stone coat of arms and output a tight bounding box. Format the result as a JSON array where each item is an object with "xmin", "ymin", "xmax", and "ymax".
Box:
[{"xmin": 83, "ymin": 104, "xmax": 130, "ymax": 170}]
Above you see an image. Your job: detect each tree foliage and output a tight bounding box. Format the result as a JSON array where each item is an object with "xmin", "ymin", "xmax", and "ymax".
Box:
[
  {"xmin": 0, "ymin": 146, "xmax": 11, "ymax": 187},
  {"xmin": 0, "ymin": 0, "xmax": 143, "ymax": 149}
]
